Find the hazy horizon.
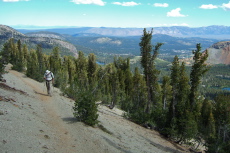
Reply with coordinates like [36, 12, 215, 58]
[4, 24, 230, 30]
[1, 0, 230, 28]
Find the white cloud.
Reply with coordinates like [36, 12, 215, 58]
[199, 4, 218, 9]
[199, 2, 230, 11]
[167, 8, 187, 17]
[112, 1, 140, 6]
[222, 1, 230, 11]
[3, 0, 19, 1]
[3, 0, 29, 2]
[71, 0, 106, 6]
[154, 3, 168, 7]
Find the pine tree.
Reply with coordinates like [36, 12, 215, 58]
[72, 53, 99, 126]
[126, 67, 148, 124]
[73, 85, 99, 126]
[49, 47, 61, 74]
[63, 56, 75, 83]
[175, 62, 191, 142]
[109, 63, 120, 109]
[114, 56, 126, 91]
[17, 39, 24, 71]
[189, 44, 209, 110]
[65, 51, 88, 99]
[36, 44, 45, 81]
[113, 57, 132, 110]
[97, 65, 112, 104]
[161, 76, 172, 110]
[182, 110, 198, 141]
[87, 53, 97, 84]
[26, 49, 39, 80]
[122, 58, 133, 111]
[170, 56, 180, 119]
[0, 40, 12, 79]
[124, 58, 133, 96]
[210, 94, 230, 153]
[8, 38, 16, 65]
[22, 44, 28, 68]
[0, 40, 11, 64]
[177, 62, 190, 109]
[75, 51, 88, 87]
[12, 39, 24, 71]
[43, 54, 50, 72]
[165, 56, 181, 137]
[0, 59, 5, 81]
[200, 99, 215, 142]
[139, 28, 163, 114]
[49, 47, 62, 87]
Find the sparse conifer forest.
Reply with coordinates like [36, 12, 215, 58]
[1, 29, 230, 153]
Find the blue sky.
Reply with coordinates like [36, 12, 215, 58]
[1, 0, 230, 28]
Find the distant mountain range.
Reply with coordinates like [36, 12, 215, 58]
[1, 24, 230, 65]
[16, 25, 230, 39]
[21, 30, 222, 56]
[67, 34, 221, 57]
[21, 26, 230, 65]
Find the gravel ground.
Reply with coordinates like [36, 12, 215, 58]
[0, 66, 191, 153]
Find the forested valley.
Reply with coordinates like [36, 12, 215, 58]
[1, 29, 230, 153]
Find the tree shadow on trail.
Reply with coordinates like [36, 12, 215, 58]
[139, 135, 186, 153]
[102, 136, 132, 153]
[62, 117, 79, 124]
[34, 90, 49, 97]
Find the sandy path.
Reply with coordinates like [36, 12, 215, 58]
[0, 67, 192, 153]
[1, 69, 112, 153]
[6, 69, 77, 152]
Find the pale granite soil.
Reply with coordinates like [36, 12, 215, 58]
[0, 65, 191, 153]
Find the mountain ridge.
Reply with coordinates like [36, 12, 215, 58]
[16, 25, 230, 39]
[19, 27, 223, 62]
[0, 25, 78, 57]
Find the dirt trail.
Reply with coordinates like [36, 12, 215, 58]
[8, 69, 77, 152]
[0, 67, 192, 153]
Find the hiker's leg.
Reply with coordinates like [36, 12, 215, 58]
[46, 81, 48, 94]
[46, 81, 50, 95]
[47, 81, 51, 95]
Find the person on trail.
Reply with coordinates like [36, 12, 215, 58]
[44, 70, 54, 96]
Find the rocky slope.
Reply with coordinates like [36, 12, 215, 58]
[0, 25, 78, 57]
[206, 41, 230, 65]
[179, 41, 230, 65]
[0, 24, 26, 40]
[0, 65, 194, 153]
[26, 31, 66, 40]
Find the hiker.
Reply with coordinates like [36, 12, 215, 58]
[44, 70, 54, 96]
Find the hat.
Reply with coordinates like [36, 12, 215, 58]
[46, 70, 50, 73]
